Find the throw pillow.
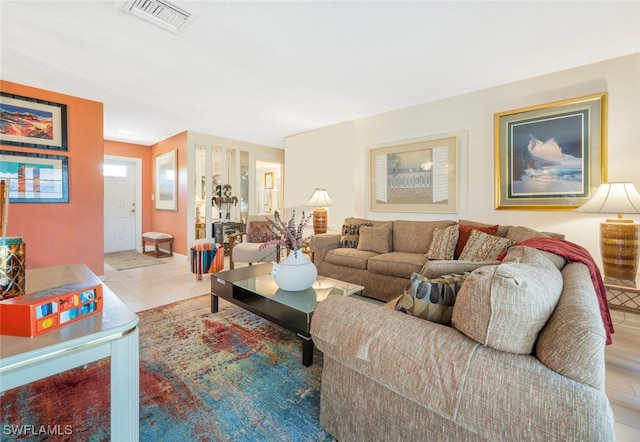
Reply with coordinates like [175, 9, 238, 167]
[451, 246, 563, 354]
[426, 224, 459, 260]
[357, 226, 392, 254]
[395, 272, 470, 325]
[455, 223, 499, 259]
[339, 222, 373, 248]
[506, 225, 564, 243]
[247, 221, 276, 242]
[458, 229, 514, 262]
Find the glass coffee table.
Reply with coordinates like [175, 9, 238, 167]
[211, 263, 363, 366]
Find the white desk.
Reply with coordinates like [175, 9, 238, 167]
[0, 264, 139, 441]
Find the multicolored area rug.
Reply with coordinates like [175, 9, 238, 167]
[1, 295, 334, 441]
[104, 250, 166, 270]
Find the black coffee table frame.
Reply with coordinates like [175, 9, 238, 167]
[210, 263, 362, 366]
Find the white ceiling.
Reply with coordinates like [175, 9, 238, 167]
[1, 1, 639, 148]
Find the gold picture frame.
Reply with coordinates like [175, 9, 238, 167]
[495, 93, 607, 210]
[264, 172, 274, 190]
[369, 134, 458, 213]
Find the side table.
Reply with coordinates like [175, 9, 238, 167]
[605, 278, 640, 314]
[0, 264, 139, 440]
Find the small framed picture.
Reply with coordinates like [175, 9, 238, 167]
[0, 92, 68, 151]
[155, 150, 177, 211]
[264, 172, 274, 189]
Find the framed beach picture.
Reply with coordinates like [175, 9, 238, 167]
[495, 93, 607, 210]
[0, 150, 69, 203]
[0, 92, 68, 151]
[369, 134, 458, 213]
[155, 150, 177, 211]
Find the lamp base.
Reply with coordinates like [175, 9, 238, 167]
[601, 218, 639, 287]
[313, 208, 328, 235]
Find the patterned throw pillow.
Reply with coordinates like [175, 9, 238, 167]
[426, 224, 459, 260]
[458, 229, 514, 262]
[339, 222, 373, 248]
[247, 221, 276, 243]
[395, 272, 470, 325]
[455, 223, 499, 259]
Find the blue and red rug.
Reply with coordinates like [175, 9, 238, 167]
[1, 295, 334, 441]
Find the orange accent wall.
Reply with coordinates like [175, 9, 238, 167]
[104, 140, 153, 235]
[1, 80, 105, 275]
[150, 132, 188, 255]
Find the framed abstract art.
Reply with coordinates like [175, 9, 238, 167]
[0, 92, 68, 151]
[0, 150, 69, 203]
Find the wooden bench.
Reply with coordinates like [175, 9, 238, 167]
[141, 232, 173, 257]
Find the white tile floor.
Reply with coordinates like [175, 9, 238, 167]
[102, 253, 215, 313]
[103, 253, 640, 440]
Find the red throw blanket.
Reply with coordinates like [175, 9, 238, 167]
[502, 237, 614, 345]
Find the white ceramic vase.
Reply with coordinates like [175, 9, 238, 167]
[271, 250, 317, 291]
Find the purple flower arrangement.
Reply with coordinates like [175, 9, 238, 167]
[258, 210, 312, 256]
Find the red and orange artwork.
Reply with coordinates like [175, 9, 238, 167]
[0, 103, 54, 140]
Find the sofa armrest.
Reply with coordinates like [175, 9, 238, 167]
[420, 260, 499, 278]
[311, 296, 478, 420]
[309, 233, 341, 264]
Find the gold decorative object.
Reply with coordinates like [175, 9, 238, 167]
[307, 188, 333, 235]
[0, 237, 26, 300]
[576, 182, 640, 287]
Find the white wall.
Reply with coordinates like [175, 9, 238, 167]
[284, 121, 356, 224]
[284, 53, 640, 268]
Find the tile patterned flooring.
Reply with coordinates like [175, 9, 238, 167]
[103, 253, 640, 440]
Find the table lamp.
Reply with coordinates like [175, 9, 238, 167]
[307, 188, 333, 234]
[576, 182, 640, 287]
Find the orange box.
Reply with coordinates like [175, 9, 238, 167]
[0, 282, 103, 336]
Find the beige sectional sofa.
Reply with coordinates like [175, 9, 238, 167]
[310, 246, 615, 441]
[309, 217, 560, 302]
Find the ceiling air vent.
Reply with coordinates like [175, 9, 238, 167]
[124, 0, 193, 33]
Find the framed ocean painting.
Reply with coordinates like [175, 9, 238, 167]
[494, 93, 607, 210]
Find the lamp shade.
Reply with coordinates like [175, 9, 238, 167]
[577, 182, 640, 287]
[576, 182, 640, 215]
[307, 188, 333, 207]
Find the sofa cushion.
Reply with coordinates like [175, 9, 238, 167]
[420, 259, 500, 278]
[367, 252, 427, 279]
[357, 226, 392, 254]
[506, 225, 564, 243]
[325, 248, 378, 270]
[451, 246, 563, 354]
[247, 221, 276, 242]
[339, 221, 373, 248]
[396, 272, 470, 324]
[458, 230, 514, 261]
[455, 222, 499, 259]
[392, 220, 456, 254]
[426, 224, 459, 260]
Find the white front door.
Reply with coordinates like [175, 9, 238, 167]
[104, 158, 137, 253]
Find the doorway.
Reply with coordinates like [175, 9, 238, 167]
[104, 156, 142, 253]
